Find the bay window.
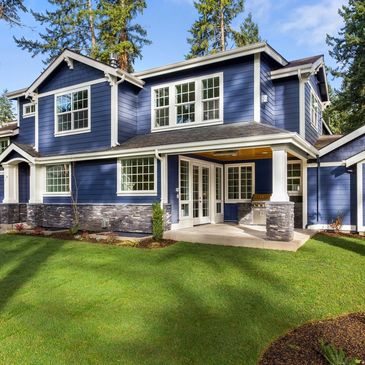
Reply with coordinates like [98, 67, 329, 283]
[225, 163, 255, 202]
[55, 87, 89, 135]
[118, 157, 156, 195]
[152, 73, 223, 130]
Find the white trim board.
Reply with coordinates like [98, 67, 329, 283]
[307, 224, 357, 231]
[356, 163, 364, 232]
[319, 125, 365, 157]
[253, 53, 260, 122]
[307, 162, 345, 168]
[346, 151, 365, 167]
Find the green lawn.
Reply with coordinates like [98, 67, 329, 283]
[0, 234, 364, 365]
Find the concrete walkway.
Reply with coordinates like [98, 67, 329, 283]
[164, 223, 317, 251]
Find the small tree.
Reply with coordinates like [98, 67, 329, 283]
[152, 202, 164, 241]
[0, 90, 15, 125]
[69, 162, 80, 234]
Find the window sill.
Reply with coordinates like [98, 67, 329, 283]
[225, 199, 251, 204]
[117, 191, 157, 197]
[54, 127, 91, 137]
[151, 120, 223, 133]
[43, 193, 71, 197]
[23, 114, 35, 119]
[288, 192, 302, 196]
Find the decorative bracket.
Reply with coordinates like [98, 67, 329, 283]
[104, 72, 117, 86]
[25, 91, 37, 102]
[64, 56, 74, 70]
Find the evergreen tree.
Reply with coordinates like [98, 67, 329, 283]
[325, 0, 365, 133]
[0, 90, 15, 125]
[0, 0, 26, 26]
[233, 12, 261, 47]
[14, 0, 97, 64]
[186, 0, 244, 59]
[96, 0, 151, 72]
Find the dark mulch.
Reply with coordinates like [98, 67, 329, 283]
[321, 231, 365, 240]
[259, 313, 365, 365]
[138, 238, 176, 249]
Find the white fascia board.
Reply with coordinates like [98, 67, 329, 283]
[319, 125, 365, 156]
[346, 151, 365, 167]
[0, 128, 19, 137]
[307, 161, 345, 168]
[133, 43, 288, 79]
[25, 50, 144, 98]
[0, 144, 36, 164]
[270, 65, 313, 80]
[35, 132, 317, 164]
[5, 88, 28, 99]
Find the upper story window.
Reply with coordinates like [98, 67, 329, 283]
[310, 90, 320, 131]
[45, 164, 71, 195]
[55, 87, 90, 136]
[287, 161, 302, 195]
[152, 73, 223, 131]
[0, 138, 10, 154]
[118, 157, 157, 196]
[225, 163, 255, 203]
[23, 103, 35, 118]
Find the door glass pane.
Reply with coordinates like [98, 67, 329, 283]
[216, 167, 222, 214]
[202, 167, 209, 217]
[180, 161, 190, 217]
[193, 165, 199, 218]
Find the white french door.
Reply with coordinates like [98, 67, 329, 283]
[192, 163, 210, 225]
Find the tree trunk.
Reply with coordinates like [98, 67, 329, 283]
[220, 0, 225, 52]
[88, 0, 97, 57]
[119, 27, 129, 71]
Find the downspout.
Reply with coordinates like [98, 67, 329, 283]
[154, 149, 164, 209]
[316, 155, 320, 223]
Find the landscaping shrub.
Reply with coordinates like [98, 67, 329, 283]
[319, 340, 361, 365]
[15, 223, 25, 232]
[152, 202, 164, 241]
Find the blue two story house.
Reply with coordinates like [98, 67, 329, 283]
[1, 43, 364, 241]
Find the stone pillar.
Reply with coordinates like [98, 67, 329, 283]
[267, 146, 294, 241]
[3, 164, 18, 203]
[266, 202, 294, 241]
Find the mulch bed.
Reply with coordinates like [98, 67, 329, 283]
[259, 313, 365, 365]
[138, 238, 176, 249]
[320, 231, 365, 240]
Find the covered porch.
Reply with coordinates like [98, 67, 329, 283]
[164, 223, 316, 251]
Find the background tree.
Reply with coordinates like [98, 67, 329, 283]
[0, 90, 15, 125]
[0, 0, 26, 25]
[96, 0, 151, 72]
[325, 0, 365, 133]
[186, 0, 244, 59]
[233, 12, 261, 47]
[14, 0, 97, 64]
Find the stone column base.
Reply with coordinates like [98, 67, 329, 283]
[266, 202, 294, 242]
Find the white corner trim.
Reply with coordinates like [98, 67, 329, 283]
[345, 151, 365, 167]
[253, 53, 261, 123]
[320, 125, 365, 157]
[357, 162, 364, 233]
[298, 72, 306, 139]
[111, 82, 118, 147]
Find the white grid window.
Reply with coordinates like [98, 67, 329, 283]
[180, 160, 190, 217]
[154, 87, 169, 127]
[23, 103, 35, 117]
[202, 77, 220, 121]
[288, 162, 302, 194]
[176, 82, 195, 124]
[56, 88, 89, 133]
[0, 138, 10, 153]
[46, 164, 70, 193]
[226, 164, 254, 202]
[120, 157, 155, 193]
[310, 91, 319, 130]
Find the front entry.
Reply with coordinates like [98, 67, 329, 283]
[193, 163, 210, 225]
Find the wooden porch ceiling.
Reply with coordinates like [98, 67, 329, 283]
[194, 147, 295, 161]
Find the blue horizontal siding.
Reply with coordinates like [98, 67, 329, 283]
[137, 56, 254, 134]
[38, 60, 104, 94]
[118, 82, 138, 143]
[260, 54, 276, 126]
[18, 162, 30, 203]
[38, 82, 111, 155]
[0, 175, 4, 202]
[13, 97, 35, 145]
[274, 77, 299, 132]
[44, 158, 161, 204]
[321, 135, 365, 162]
[307, 166, 357, 226]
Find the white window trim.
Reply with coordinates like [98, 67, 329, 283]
[225, 163, 255, 203]
[43, 163, 72, 196]
[151, 72, 224, 132]
[287, 160, 302, 196]
[23, 102, 36, 118]
[54, 85, 91, 137]
[117, 156, 158, 196]
[309, 86, 321, 132]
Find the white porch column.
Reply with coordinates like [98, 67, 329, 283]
[271, 147, 289, 202]
[29, 164, 44, 204]
[357, 162, 364, 233]
[3, 164, 19, 203]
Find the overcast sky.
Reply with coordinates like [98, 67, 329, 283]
[0, 0, 347, 92]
